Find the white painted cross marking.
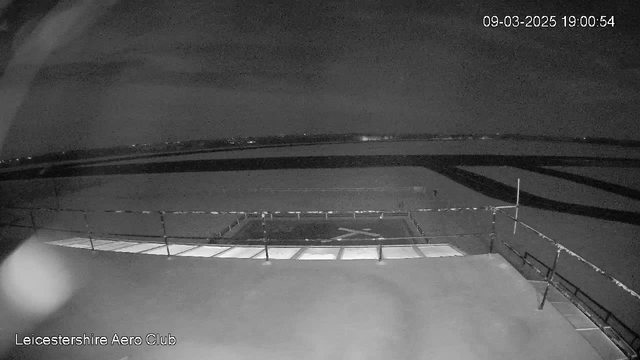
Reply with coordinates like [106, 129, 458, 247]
[332, 227, 381, 240]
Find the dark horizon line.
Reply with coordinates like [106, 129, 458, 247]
[2, 132, 639, 171]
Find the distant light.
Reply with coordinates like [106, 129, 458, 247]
[247, 140, 256, 144]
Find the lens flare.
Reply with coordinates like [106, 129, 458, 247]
[0, 239, 76, 318]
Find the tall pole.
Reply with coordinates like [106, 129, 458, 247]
[262, 212, 270, 264]
[159, 211, 170, 257]
[513, 178, 520, 234]
[490, 208, 497, 253]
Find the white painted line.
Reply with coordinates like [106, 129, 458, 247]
[298, 247, 340, 260]
[94, 241, 138, 251]
[65, 239, 113, 249]
[253, 247, 301, 260]
[382, 246, 421, 259]
[341, 247, 378, 260]
[112, 243, 164, 253]
[176, 246, 230, 257]
[46, 237, 88, 246]
[216, 247, 263, 259]
[332, 227, 381, 240]
[417, 245, 464, 258]
[143, 244, 197, 255]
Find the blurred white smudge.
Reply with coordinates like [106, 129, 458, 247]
[0, 239, 77, 318]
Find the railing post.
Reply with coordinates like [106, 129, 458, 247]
[262, 212, 270, 264]
[29, 209, 37, 231]
[489, 208, 497, 253]
[83, 211, 95, 251]
[29, 209, 38, 239]
[520, 252, 528, 272]
[539, 248, 562, 310]
[159, 211, 170, 257]
[513, 178, 520, 234]
[377, 240, 384, 264]
[52, 178, 60, 210]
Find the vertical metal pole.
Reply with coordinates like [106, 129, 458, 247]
[513, 178, 520, 234]
[539, 248, 561, 310]
[159, 211, 170, 257]
[29, 209, 38, 239]
[262, 213, 270, 263]
[83, 211, 95, 251]
[489, 208, 497, 253]
[29, 209, 36, 229]
[52, 178, 60, 210]
[378, 241, 383, 262]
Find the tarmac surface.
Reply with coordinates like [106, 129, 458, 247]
[2, 247, 605, 360]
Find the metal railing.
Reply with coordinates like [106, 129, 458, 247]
[524, 251, 640, 352]
[1, 203, 638, 356]
[490, 207, 640, 356]
[1, 205, 490, 248]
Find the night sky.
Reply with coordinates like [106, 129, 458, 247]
[1, 0, 639, 158]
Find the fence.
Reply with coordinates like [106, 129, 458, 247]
[0, 205, 490, 246]
[0, 202, 638, 357]
[490, 207, 640, 357]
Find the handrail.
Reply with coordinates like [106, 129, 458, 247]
[0, 205, 488, 247]
[525, 252, 640, 347]
[3, 205, 490, 215]
[2, 203, 637, 355]
[493, 207, 640, 303]
[492, 207, 640, 356]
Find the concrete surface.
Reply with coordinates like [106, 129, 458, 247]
[3, 247, 605, 360]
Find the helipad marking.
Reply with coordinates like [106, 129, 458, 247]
[46, 238, 89, 246]
[144, 244, 197, 255]
[417, 245, 464, 258]
[112, 243, 164, 253]
[65, 239, 113, 249]
[215, 246, 263, 259]
[94, 241, 138, 251]
[298, 247, 340, 260]
[176, 246, 229, 257]
[332, 227, 381, 240]
[253, 247, 301, 260]
[341, 247, 378, 260]
[382, 246, 421, 259]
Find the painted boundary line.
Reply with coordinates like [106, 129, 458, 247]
[45, 238, 464, 260]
